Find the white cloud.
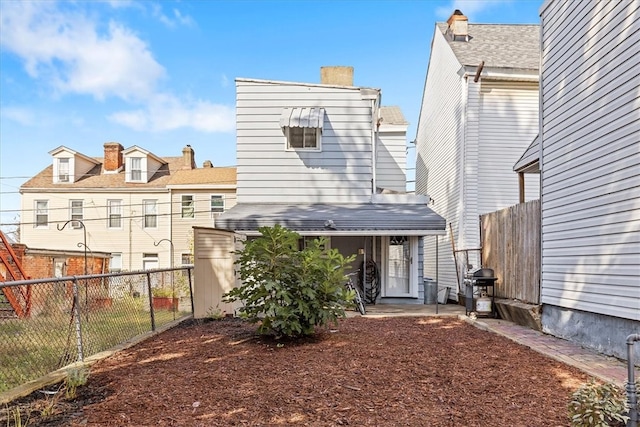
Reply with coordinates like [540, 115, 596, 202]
[0, 1, 165, 101]
[0, 1, 229, 135]
[435, 0, 512, 20]
[108, 94, 235, 133]
[220, 74, 230, 88]
[152, 4, 195, 29]
[1, 107, 36, 126]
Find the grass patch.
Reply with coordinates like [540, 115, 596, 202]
[0, 296, 188, 393]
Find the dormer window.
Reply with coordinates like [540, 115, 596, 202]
[280, 107, 325, 151]
[123, 146, 166, 183]
[130, 157, 143, 181]
[49, 146, 99, 184]
[58, 158, 70, 182]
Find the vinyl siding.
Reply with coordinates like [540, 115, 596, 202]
[21, 190, 170, 272]
[478, 80, 540, 214]
[417, 26, 542, 294]
[170, 189, 237, 266]
[376, 129, 407, 192]
[20, 188, 237, 272]
[236, 80, 375, 203]
[415, 26, 465, 292]
[462, 79, 482, 270]
[540, 0, 640, 320]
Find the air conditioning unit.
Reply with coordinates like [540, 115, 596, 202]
[70, 220, 83, 229]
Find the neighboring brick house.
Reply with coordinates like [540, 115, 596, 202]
[0, 244, 110, 279]
[0, 243, 110, 317]
[19, 144, 237, 275]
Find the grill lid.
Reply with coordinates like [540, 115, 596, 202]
[471, 268, 495, 278]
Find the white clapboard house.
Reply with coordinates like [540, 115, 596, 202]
[415, 11, 540, 298]
[213, 67, 446, 306]
[515, 0, 639, 361]
[20, 143, 236, 276]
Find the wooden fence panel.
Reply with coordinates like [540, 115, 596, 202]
[480, 200, 540, 304]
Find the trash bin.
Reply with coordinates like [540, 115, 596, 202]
[423, 278, 438, 304]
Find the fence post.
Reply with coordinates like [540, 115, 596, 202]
[72, 277, 84, 362]
[187, 268, 194, 314]
[146, 272, 156, 331]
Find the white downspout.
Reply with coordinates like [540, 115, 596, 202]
[168, 188, 173, 269]
[371, 97, 378, 195]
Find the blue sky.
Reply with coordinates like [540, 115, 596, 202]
[0, 0, 543, 232]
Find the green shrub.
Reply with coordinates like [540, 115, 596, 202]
[568, 378, 629, 427]
[151, 287, 174, 298]
[65, 366, 89, 399]
[223, 225, 355, 338]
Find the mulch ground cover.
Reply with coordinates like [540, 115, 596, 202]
[3, 316, 590, 426]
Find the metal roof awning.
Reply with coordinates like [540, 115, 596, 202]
[514, 134, 540, 173]
[279, 107, 325, 128]
[215, 203, 446, 236]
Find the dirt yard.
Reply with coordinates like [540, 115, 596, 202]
[4, 316, 591, 426]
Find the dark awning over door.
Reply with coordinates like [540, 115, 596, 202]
[216, 203, 446, 236]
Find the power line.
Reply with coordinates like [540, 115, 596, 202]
[0, 167, 238, 181]
[0, 195, 236, 214]
[0, 207, 226, 227]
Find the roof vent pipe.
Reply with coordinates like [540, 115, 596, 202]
[474, 61, 485, 83]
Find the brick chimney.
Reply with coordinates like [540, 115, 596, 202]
[447, 10, 469, 41]
[203, 160, 213, 168]
[182, 145, 196, 170]
[320, 66, 354, 86]
[103, 142, 124, 172]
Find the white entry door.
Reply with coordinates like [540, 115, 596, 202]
[382, 236, 418, 298]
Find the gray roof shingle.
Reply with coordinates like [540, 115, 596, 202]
[437, 22, 540, 71]
[379, 106, 408, 125]
[216, 203, 445, 235]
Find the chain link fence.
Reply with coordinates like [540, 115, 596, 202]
[0, 267, 193, 394]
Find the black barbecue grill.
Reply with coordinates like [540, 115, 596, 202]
[464, 267, 497, 317]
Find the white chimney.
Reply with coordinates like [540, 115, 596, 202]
[447, 10, 469, 41]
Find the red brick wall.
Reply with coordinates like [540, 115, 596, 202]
[0, 245, 109, 280]
[103, 142, 124, 171]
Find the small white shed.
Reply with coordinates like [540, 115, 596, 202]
[192, 227, 243, 318]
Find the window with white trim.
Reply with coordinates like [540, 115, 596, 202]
[35, 200, 49, 228]
[210, 195, 224, 217]
[285, 127, 320, 149]
[58, 158, 70, 182]
[110, 253, 122, 272]
[181, 195, 194, 218]
[130, 157, 143, 181]
[107, 200, 122, 228]
[181, 253, 194, 265]
[280, 107, 324, 151]
[70, 200, 83, 222]
[143, 200, 157, 228]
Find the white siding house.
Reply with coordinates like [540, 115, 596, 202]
[537, 0, 640, 361]
[215, 68, 445, 306]
[20, 143, 236, 273]
[415, 11, 540, 298]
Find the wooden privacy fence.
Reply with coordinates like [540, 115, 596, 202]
[480, 199, 540, 304]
